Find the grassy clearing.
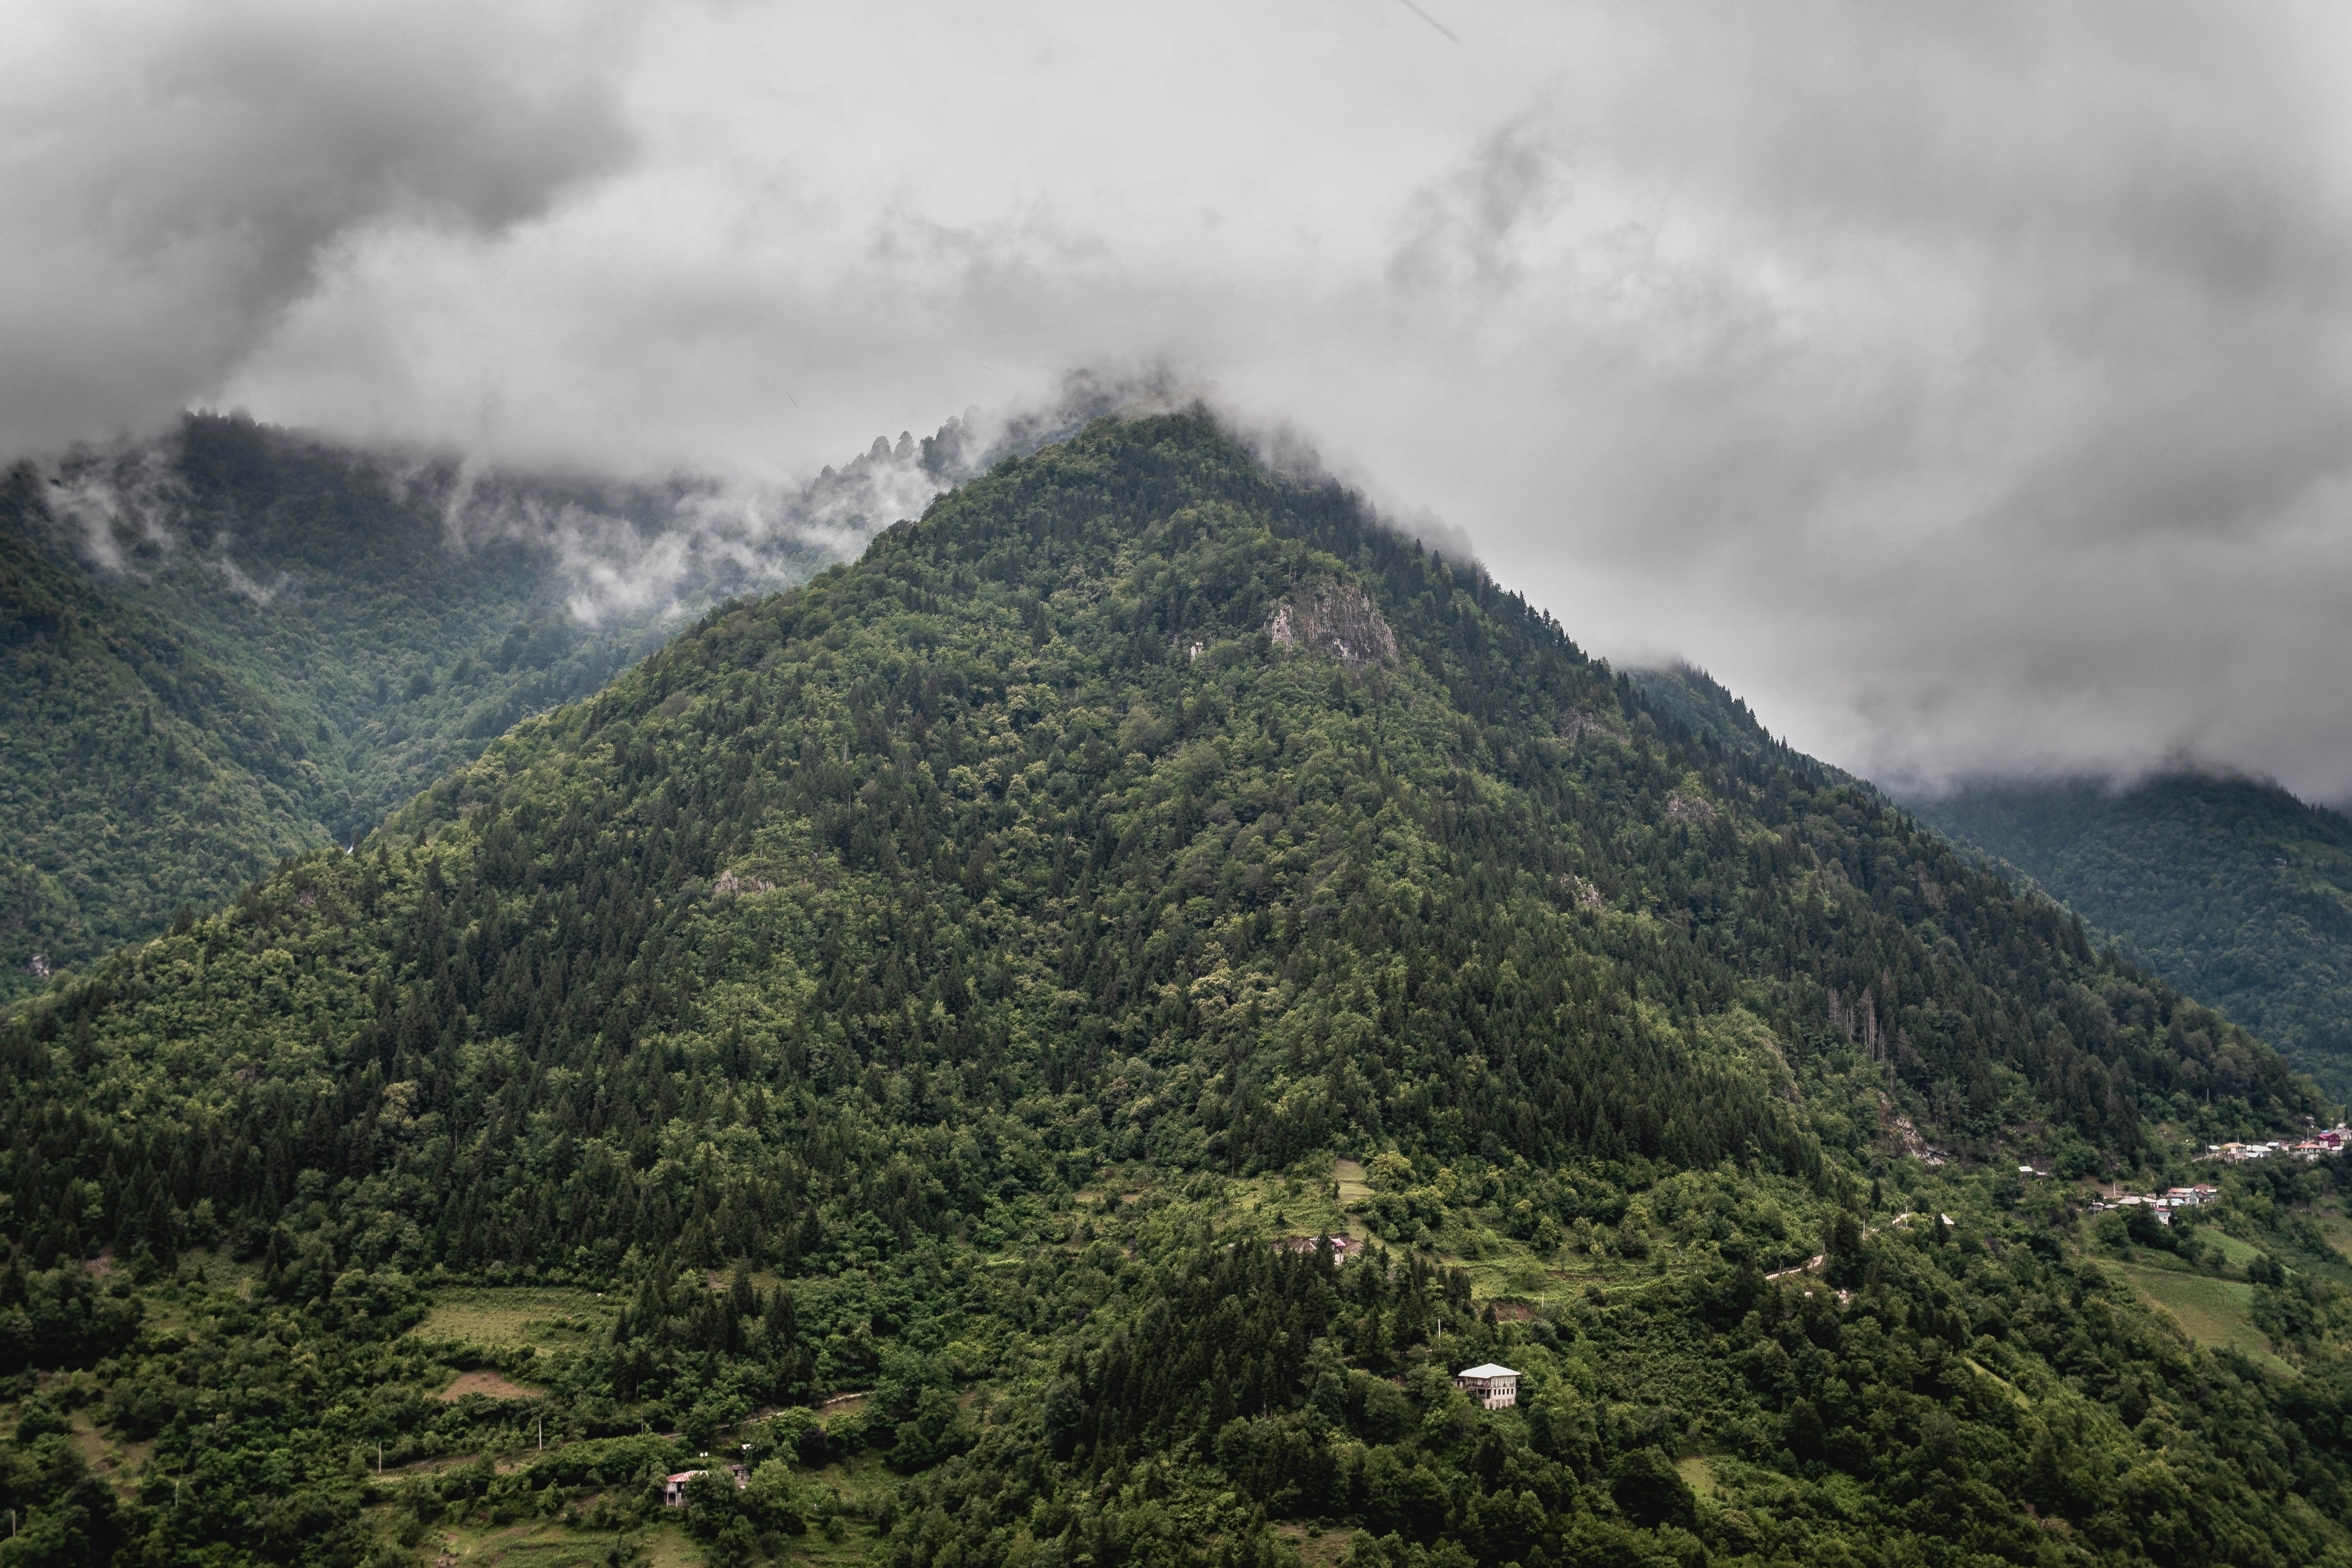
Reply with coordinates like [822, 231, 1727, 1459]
[358, 1484, 752, 1568]
[2205, 1231, 2268, 1273]
[2311, 1201, 2352, 1264]
[1065, 1160, 1725, 1324]
[804, 1448, 893, 1509]
[1333, 1159, 1372, 1207]
[443, 1524, 608, 1567]
[135, 1250, 260, 1335]
[1428, 1225, 1675, 1310]
[2111, 1237, 2198, 1274]
[174, 1248, 262, 1295]
[2113, 1263, 2293, 1375]
[418, 1286, 618, 1348]
[420, 1519, 699, 1567]
[375, 1451, 492, 1480]
[1274, 1522, 1353, 1568]
[1224, 1171, 1361, 1247]
[774, 1450, 894, 1567]
[441, 1369, 548, 1402]
[1675, 1455, 1722, 1498]
[64, 1409, 145, 1499]
[2115, 1233, 2266, 1280]
[780, 1523, 880, 1568]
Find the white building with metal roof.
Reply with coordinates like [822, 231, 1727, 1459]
[1454, 1363, 1521, 1409]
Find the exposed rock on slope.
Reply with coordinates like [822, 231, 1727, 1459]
[1266, 581, 1397, 667]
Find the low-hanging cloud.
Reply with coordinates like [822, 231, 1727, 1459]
[10, 0, 2352, 801]
[35, 369, 1171, 640]
[401, 366, 1179, 623]
[0, 0, 632, 455]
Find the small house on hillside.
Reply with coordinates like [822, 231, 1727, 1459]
[664, 1467, 750, 1507]
[1454, 1363, 1521, 1410]
[1276, 1234, 1363, 1261]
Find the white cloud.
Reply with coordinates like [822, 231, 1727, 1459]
[11, 0, 2352, 798]
[0, 0, 632, 452]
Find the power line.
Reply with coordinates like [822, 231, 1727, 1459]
[1392, 0, 1460, 43]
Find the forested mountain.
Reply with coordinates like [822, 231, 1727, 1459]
[4, 414, 2349, 1568]
[0, 413, 934, 1004]
[1914, 776, 2352, 1100]
[1628, 667, 2352, 1104]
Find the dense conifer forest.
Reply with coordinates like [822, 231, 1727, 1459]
[3, 414, 2349, 1568]
[1629, 666, 2352, 1101]
[1915, 777, 2352, 1100]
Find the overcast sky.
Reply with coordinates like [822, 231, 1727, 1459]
[9, 0, 2352, 801]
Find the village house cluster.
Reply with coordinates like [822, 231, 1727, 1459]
[2085, 1184, 2216, 1225]
[2065, 1126, 2349, 1226]
[2203, 1126, 2348, 1164]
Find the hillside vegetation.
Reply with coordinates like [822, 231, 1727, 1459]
[0, 415, 833, 1002]
[1914, 777, 2352, 1100]
[1626, 667, 2352, 1105]
[3, 415, 2348, 1568]
[1623, 664, 1855, 794]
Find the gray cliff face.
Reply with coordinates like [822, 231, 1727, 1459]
[1266, 581, 1397, 668]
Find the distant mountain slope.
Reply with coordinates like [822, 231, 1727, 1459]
[1912, 775, 2352, 1100]
[1, 503, 350, 993]
[0, 412, 913, 1000]
[1626, 667, 2352, 1105]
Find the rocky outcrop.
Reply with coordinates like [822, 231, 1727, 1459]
[1559, 708, 1625, 742]
[1664, 792, 1716, 824]
[1266, 582, 1397, 668]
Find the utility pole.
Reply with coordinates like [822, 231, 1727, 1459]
[377, 1442, 383, 1474]
[537, 1417, 543, 1452]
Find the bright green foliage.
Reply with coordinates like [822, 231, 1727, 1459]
[1, 413, 2346, 1567]
[1914, 775, 2352, 1100]
[0, 413, 717, 1002]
